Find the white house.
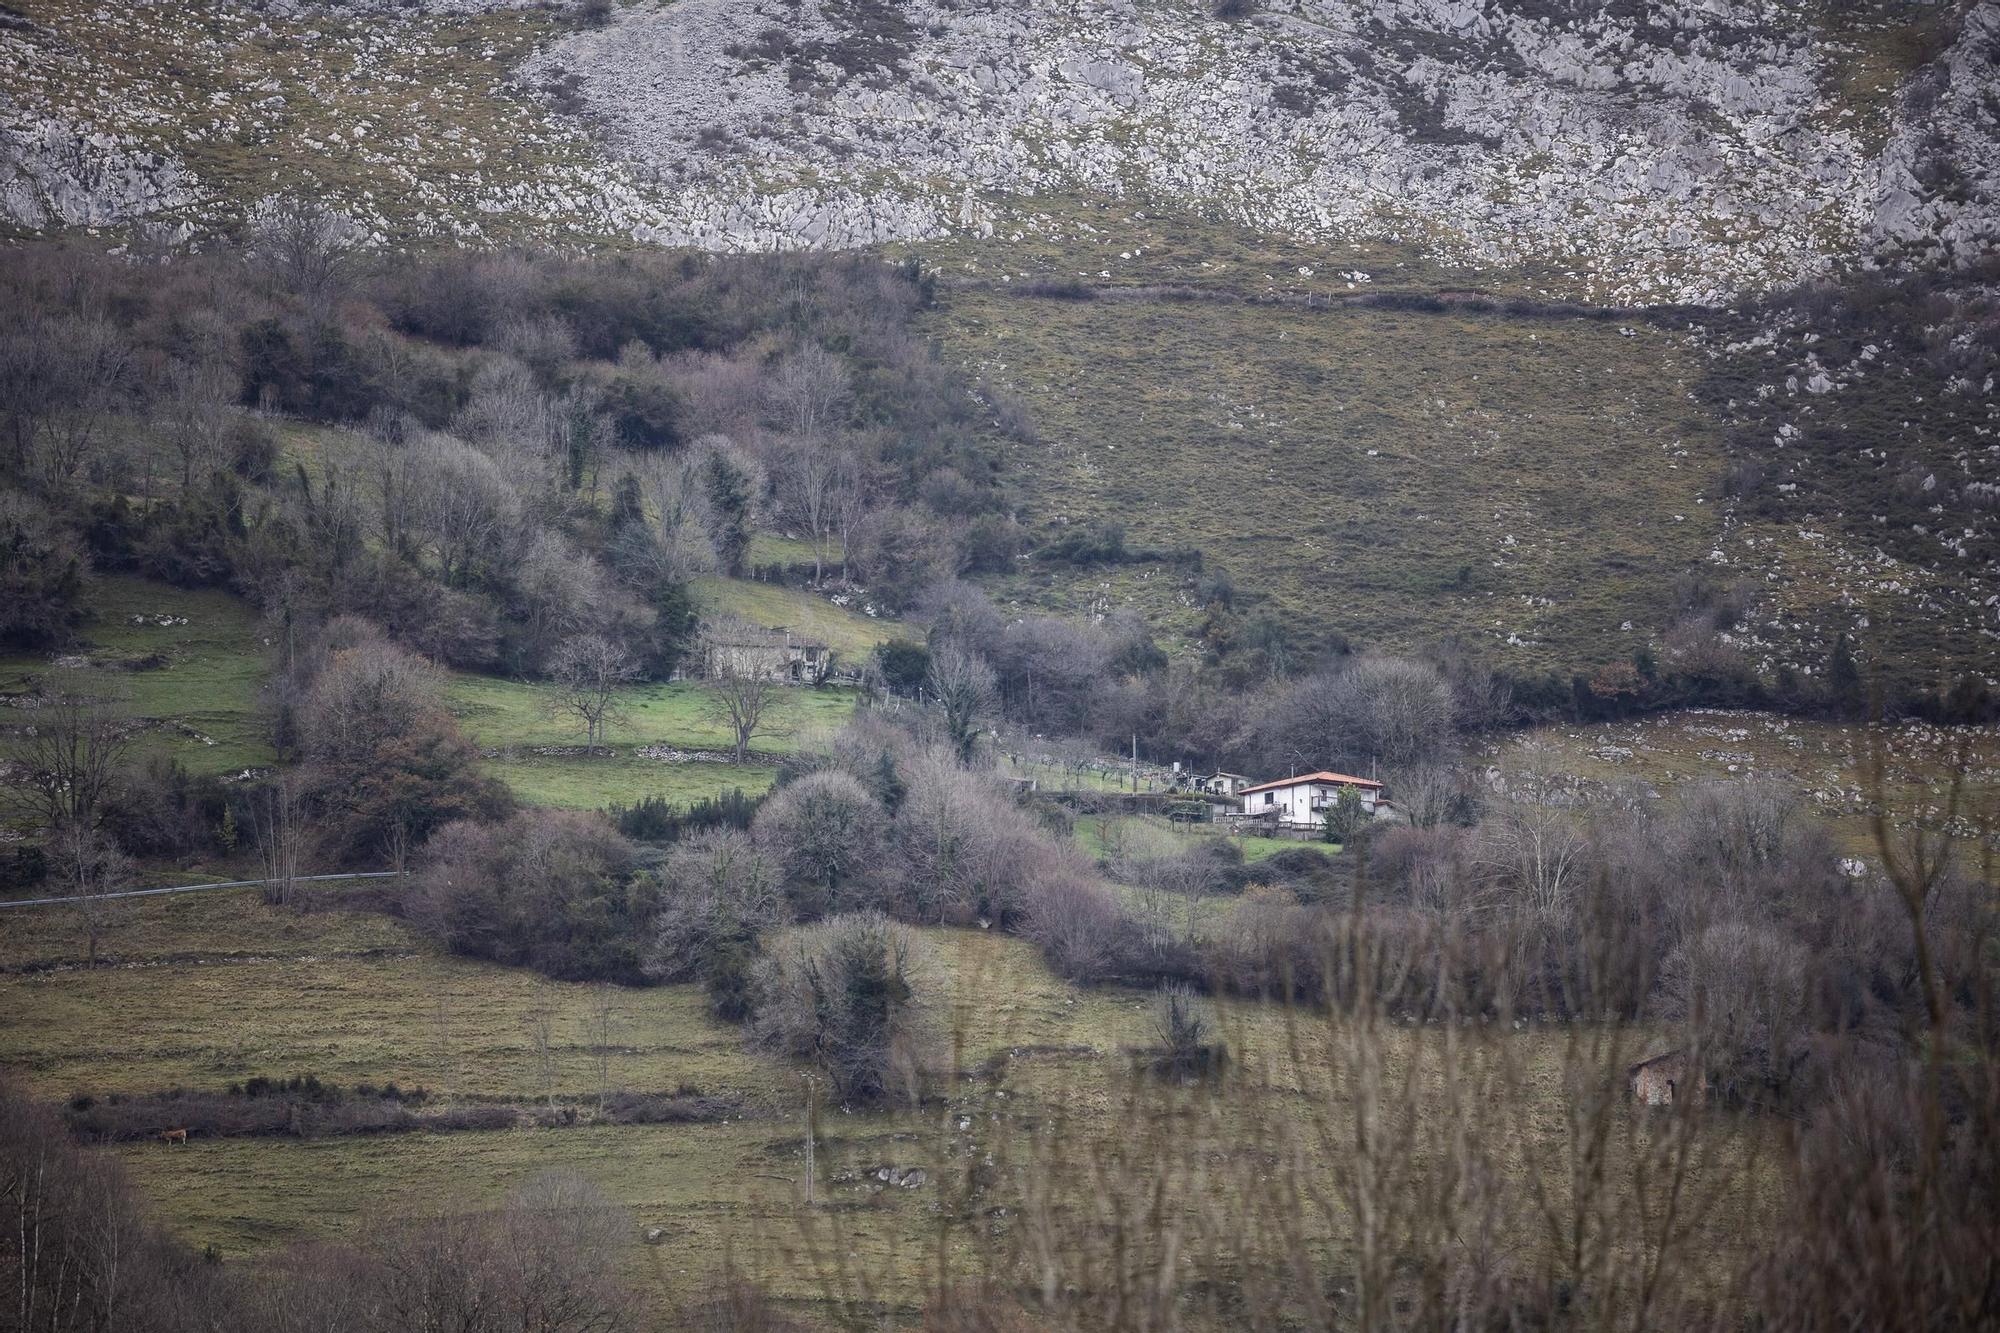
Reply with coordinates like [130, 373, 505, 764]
[1238, 772, 1383, 830]
[1201, 772, 1252, 798]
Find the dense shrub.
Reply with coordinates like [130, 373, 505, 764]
[296, 628, 513, 863]
[0, 488, 89, 647]
[752, 912, 936, 1104]
[62, 1083, 519, 1143]
[643, 829, 786, 1019]
[1021, 864, 1126, 982]
[410, 809, 650, 982]
[607, 788, 760, 843]
[753, 770, 888, 916]
[1142, 983, 1227, 1079]
[99, 756, 229, 860]
[873, 638, 931, 695]
[889, 755, 1081, 926]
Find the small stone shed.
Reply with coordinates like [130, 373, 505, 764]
[1628, 1049, 1708, 1107]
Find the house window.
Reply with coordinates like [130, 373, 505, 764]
[1263, 792, 1274, 806]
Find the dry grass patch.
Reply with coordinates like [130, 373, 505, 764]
[940, 288, 1722, 670]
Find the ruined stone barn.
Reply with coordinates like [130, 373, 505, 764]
[1628, 1049, 1708, 1107]
[702, 628, 832, 685]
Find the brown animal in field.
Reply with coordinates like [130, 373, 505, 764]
[159, 1127, 189, 1145]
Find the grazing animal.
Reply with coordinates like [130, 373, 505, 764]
[159, 1127, 189, 1145]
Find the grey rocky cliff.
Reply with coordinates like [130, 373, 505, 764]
[0, 106, 203, 230]
[1, 0, 1992, 307]
[1867, 0, 2000, 265]
[524, 0, 2000, 303]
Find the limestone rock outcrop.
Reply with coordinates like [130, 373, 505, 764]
[524, 0, 2000, 303]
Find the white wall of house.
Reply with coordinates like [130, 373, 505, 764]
[1240, 779, 1379, 828]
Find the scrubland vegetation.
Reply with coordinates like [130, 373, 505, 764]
[0, 225, 1994, 1331]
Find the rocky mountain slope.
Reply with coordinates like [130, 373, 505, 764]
[4, 0, 1996, 305]
[530, 0, 1999, 303]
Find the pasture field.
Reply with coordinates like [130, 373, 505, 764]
[0, 575, 275, 777]
[1071, 811, 1309, 867]
[0, 573, 871, 816]
[939, 287, 1724, 669]
[691, 577, 911, 663]
[746, 532, 841, 569]
[446, 675, 861, 755]
[993, 751, 1142, 794]
[1486, 711, 2000, 856]
[472, 755, 778, 812]
[446, 674, 864, 809]
[0, 888, 1781, 1323]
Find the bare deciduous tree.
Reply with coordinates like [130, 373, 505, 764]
[1272, 654, 1457, 774]
[546, 634, 638, 752]
[1479, 798, 1588, 923]
[250, 774, 306, 905]
[587, 984, 618, 1115]
[48, 820, 130, 968]
[752, 770, 886, 913]
[1153, 850, 1219, 943]
[775, 441, 854, 584]
[702, 632, 786, 764]
[403, 432, 523, 587]
[252, 198, 358, 321]
[638, 452, 722, 580]
[159, 355, 237, 492]
[299, 635, 444, 768]
[517, 534, 615, 668]
[21, 317, 135, 488]
[925, 639, 997, 764]
[529, 994, 559, 1113]
[763, 342, 852, 437]
[1390, 761, 1476, 830]
[454, 357, 569, 494]
[7, 684, 130, 836]
[366, 1171, 636, 1333]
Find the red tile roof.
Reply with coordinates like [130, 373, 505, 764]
[1238, 771, 1383, 795]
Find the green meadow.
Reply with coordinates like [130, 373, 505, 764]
[0, 888, 1776, 1323]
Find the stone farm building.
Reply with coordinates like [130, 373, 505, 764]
[1237, 772, 1383, 832]
[1628, 1049, 1707, 1107]
[702, 629, 832, 685]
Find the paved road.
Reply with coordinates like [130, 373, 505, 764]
[0, 871, 403, 911]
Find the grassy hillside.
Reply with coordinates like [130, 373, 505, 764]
[1072, 812, 1304, 866]
[0, 574, 869, 820]
[0, 575, 275, 776]
[447, 672, 862, 810]
[0, 888, 1778, 1322]
[1483, 711, 2000, 857]
[691, 576, 909, 663]
[944, 288, 1723, 668]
